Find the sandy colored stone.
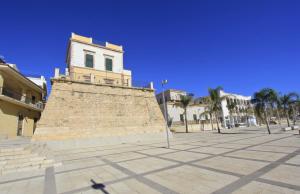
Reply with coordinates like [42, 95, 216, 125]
[33, 79, 165, 142]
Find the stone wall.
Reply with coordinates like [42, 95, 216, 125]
[32, 79, 166, 145]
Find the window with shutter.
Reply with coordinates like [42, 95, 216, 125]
[105, 58, 113, 71]
[85, 54, 94, 68]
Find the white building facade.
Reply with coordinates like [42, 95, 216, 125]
[27, 76, 47, 91]
[156, 89, 206, 125]
[67, 33, 125, 73]
[219, 90, 257, 128]
[27, 75, 47, 101]
[63, 33, 132, 86]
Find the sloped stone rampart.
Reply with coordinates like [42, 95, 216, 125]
[32, 79, 165, 144]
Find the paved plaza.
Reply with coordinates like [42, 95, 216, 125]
[0, 126, 299, 194]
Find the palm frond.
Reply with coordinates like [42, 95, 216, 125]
[179, 95, 192, 108]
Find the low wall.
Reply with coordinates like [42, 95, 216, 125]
[170, 123, 215, 133]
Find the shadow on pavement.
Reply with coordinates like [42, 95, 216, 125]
[91, 179, 109, 194]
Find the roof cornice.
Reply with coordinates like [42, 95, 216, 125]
[0, 63, 43, 92]
[70, 39, 124, 53]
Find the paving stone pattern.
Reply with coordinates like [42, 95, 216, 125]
[0, 126, 299, 194]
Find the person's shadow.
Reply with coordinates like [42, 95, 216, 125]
[91, 179, 109, 194]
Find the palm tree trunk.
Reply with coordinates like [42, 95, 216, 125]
[209, 113, 214, 130]
[267, 108, 272, 125]
[184, 108, 188, 133]
[263, 111, 271, 134]
[276, 109, 281, 125]
[215, 113, 221, 133]
[285, 111, 290, 127]
[229, 113, 233, 128]
[292, 106, 296, 125]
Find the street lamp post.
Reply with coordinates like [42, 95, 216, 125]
[162, 80, 170, 149]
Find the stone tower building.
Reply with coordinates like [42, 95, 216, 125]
[32, 33, 166, 148]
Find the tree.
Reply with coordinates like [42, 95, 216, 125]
[245, 104, 254, 127]
[208, 86, 227, 133]
[296, 101, 300, 120]
[275, 95, 283, 125]
[268, 89, 281, 125]
[279, 92, 299, 127]
[179, 95, 193, 133]
[252, 88, 275, 134]
[200, 99, 215, 131]
[291, 94, 300, 125]
[254, 103, 264, 126]
[227, 100, 237, 128]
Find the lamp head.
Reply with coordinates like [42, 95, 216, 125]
[162, 80, 168, 85]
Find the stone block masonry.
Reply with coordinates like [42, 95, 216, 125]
[32, 79, 166, 148]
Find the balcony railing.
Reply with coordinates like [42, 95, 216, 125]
[67, 72, 153, 89]
[0, 87, 43, 110]
[69, 72, 130, 87]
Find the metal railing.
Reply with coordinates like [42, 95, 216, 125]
[0, 87, 43, 110]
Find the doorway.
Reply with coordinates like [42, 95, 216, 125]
[17, 115, 24, 136]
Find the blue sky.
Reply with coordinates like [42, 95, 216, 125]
[1, 0, 299, 97]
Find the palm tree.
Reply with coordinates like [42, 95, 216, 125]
[200, 99, 215, 131]
[252, 88, 275, 134]
[254, 103, 264, 126]
[291, 93, 300, 125]
[280, 92, 299, 127]
[245, 104, 254, 127]
[227, 101, 237, 128]
[200, 108, 214, 130]
[179, 95, 193, 133]
[268, 89, 281, 125]
[296, 100, 300, 120]
[275, 95, 283, 125]
[208, 86, 227, 133]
